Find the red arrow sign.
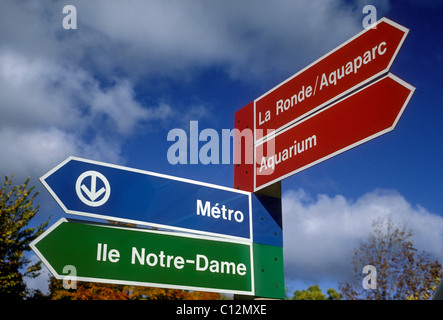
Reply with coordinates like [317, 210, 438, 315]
[255, 18, 409, 142]
[254, 73, 415, 190]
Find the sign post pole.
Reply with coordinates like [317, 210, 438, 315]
[235, 182, 283, 300]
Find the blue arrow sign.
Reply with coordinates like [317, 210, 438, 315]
[41, 157, 252, 241]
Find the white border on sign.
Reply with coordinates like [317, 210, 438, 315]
[253, 17, 410, 146]
[30, 218, 256, 297]
[40, 156, 253, 244]
[254, 73, 416, 191]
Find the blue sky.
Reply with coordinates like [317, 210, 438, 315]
[1, 0, 442, 297]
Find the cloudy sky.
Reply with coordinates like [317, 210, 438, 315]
[1, 0, 442, 297]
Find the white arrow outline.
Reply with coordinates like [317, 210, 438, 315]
[39, 156, 252, 243]
[75, 170, 110, 207]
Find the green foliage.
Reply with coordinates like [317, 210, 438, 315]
[291, 285, 341, 300]
[326, 288, 342, 300]
[0, 175, 50, 299]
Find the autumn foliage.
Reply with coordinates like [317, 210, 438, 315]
[339, 216, 443, 300]
[48, 277, 221, 300]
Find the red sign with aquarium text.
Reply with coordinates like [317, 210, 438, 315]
[254, 74, 415, 190]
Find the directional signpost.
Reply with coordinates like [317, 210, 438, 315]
[234, 18, 415, 192]
[41, 156, 252, 241]
[37, 157, 285, 299]
[31, 219, 284, 298]
[254, 17, 409, 142]
[32, 17, 414, 301]
[255, 73, 415, 189]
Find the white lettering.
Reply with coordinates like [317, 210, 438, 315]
[108, 249, 120, 263]
[329, 70, 337, 86]
[132, 247, 145, 265]
[318, 41, 387, 91]
[362, 265, 377, 289]
[62, 265, 77, 290]
[97, 243, 120, 263]
[276, 99, 283, 115]
[196, 254, 248, 276]
[196, 199, 210, 217]
[267, 156, 275, 171]
[146, 253, 158, 266]
[378, 41, 387, 55]
[132, 248, 187, 270]
[221, 261, 236, 274]
[260, 156, 268, 172]
[130, 248, 248, 276]
[275, 86, 313, 116]
[258, 111, 271, 125]
[167, 122, 255, 165]
[167, 128, 188, 164]
[363, 50, 372, 64]
[196, 254, 208, 271]
[362, 5, 377, 30]
[345, 61, 353, 75]
[259, 134, 317, 173]
[62, 5, 77, 30]
[320, 73, 329, 90]
[196, 200, 244, 223]
[237, 263, 247, 276]
[234, 210, 244, 223]
[199, 128, 219, 164]
[211, 203, 221, 218]
[354, 55, 363, 74]
[174, 256, 185, 269]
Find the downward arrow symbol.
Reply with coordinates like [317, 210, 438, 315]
[81, 174, 106, 201]
[75, 171, 110, 207]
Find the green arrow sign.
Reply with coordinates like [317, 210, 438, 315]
[31, 219, 284, 298]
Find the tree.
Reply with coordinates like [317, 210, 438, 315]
[48, 276, 221, 300]
[291, 285, 341, 300]
[48, 277, 130, 300]
[0, 176, 50, 299]
[125, 285, 221, 300]
[339, 216, 443, 300]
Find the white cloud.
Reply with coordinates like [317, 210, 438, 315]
[282, 188, 443, 285]
[0, 47, 153, 134]
[0, 127, 123, 180]
[0, 43, 214, 178]
[0, 0, 392, 179]
[0, 0, 392, 83]
[0, 48, 150, 177]
[44, 0, 390, 81]
[81, 0, 362, 80]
